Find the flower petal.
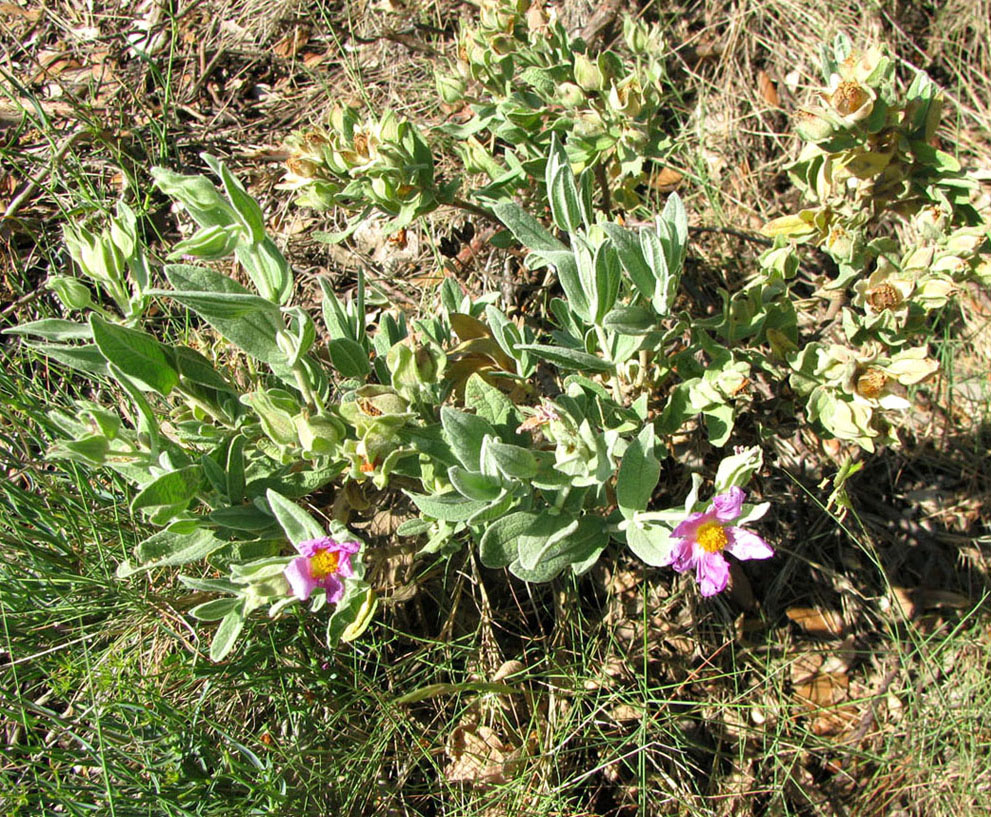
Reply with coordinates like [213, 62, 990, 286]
[336, 552, 355, 579]
[672, 511, 708, 541]
[712, 487, 745, 521]
[323, 574, 345, 604]
[337, 540, 361, 555]
[297, 536, 334, 557]
[725, 527, 774, 561]
[696, 551, 730, 597]
[285, 556, 317, 601]
[666, 537, 696, 572]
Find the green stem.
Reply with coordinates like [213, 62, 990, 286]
[176, 385, 231, 427]
[449, 196, 499, 225]
[292, 364, 322, 412]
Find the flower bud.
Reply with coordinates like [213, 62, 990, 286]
[793, 109, 836, 142]
[558, 81, 586, 108]
[623, 17, 650, 54]
[914, 276, 955, 308]
[294, 411, 346, 457]
[945, 228, 983, 256]
[169, 224, 242, 260]
[608, 77, 642, 117]
[573, 110, 605, 138]
[573, 53, 604, 91]
[435, 71, 466, 105]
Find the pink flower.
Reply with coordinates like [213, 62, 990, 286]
[284, 536, 360, 603]
[665, 487, 773, 597]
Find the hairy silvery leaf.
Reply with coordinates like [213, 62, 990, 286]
[265, 489, 325, 546]
[131, 465, 203, 523]
[237, 238, 293, 305]
[90, 316, 179, 396]
[118, 527, 225, 578]
[616, 424, 661, 519]
[3, 319, 92, 342]
[510, 515, 608, 582]
[548, 159, 583, 232]
[202, 153, 267, 244]
[164, 265, 288, 374]
[151, 167, 236, 229]
[448, 466, 504, 501]
[479, 511, 570, 569]
[602, 223, 654, 302]
[515, 343, 614, 373]
[407, 491, 492, 523]
[441, 407, 497, 471]
[713, 446, 764, 494]
[210, 604, 246, 661]
[626, 521, 675, 567]
[484, 438, 538, 480]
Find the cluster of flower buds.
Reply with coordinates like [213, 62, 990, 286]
[58, 202, 150, 321]
[764, 38, 979, 258]
[789, 341, 939, 449]
[281, 106, 454, 230]
[757, 36, 991, 449]
[445, 0, 670, 207]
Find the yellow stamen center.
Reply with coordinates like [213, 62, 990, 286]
[310, 548, 341, 580]
[696, 521, 729, 553]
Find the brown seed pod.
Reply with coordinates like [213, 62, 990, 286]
[856, 367, 887, 399]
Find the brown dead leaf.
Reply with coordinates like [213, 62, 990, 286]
[1, 2, 40, 21]
[606, 568, 640, 595]
[302, 49, 330, 68]
[794, 671, 848, 708]
[790, 651, 824, 684]
[889, 586, 917, 619]
[649, 167, 683, 192]
[492, 660, 525, 682]
[919, 589, 971, 609]
[272, 26, 311, 59]
[445, 724, 521, 785]
[811, 703, 859, 737]
[757, 69, 780, 107]
[787, 606, 845, 637]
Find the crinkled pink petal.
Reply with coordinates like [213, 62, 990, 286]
[672, 511, 709, 541]
[296, 536, 335, 558]
[712, 487, 745, 522]
[337, 540, 361, 555]
[322, 574, 346, 604]
[285, 556, 317, 601]
[696, 551, 730, 596]
[336, 553, 355, 579]
[666, 537, 696, 572]
[725, 527, 774, 561]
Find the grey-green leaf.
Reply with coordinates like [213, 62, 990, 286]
[515, 343, 614, 373]
[210, 604, 246, 661]
[266, 489, 325, 546]
[615, 427, 661, 519]
[626, 522, 676, 567]
[509, 515, 607, 582]
[441, 407, 497, 471]
[118, 527, 226, 577]
[90, 315, 179, 395]
[328, 338, 371, 378]
[406, 492, 491, 523]
[131, 466, 203, 515]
